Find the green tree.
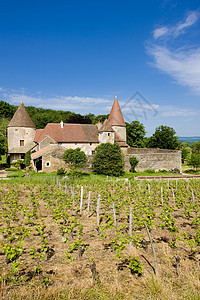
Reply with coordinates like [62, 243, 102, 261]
[63, 148, 87, 170]
[0, 118, 9, 159]
[179, 142, 191, 163]
[25, 151, 31, 167]
[148, 125, 179, 149]
[92, 143, 124, 176]
[129, 156, 139, 172]
[189, 141, 200, 170]
[126, 121, 146, 147]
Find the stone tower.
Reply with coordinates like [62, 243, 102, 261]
[108, 96, 126, 142]
[7, 102, 36, 157]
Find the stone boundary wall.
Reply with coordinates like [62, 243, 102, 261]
[86, 148, 181, 173]
[125, 148, 181, 172]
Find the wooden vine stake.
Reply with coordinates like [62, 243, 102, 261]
[192, 189, 195, 204]
[161, 186, 163, 205]
[65, 181, 67, 193]
[172, 188, 175, 206]
[129, 207, 132, 254]
[80, 186, 83, 211]
[112, 202, 117, 226]
[88, 191, 91, 212]
[97, 195, 100, 226]
[144, 222, 159, 276]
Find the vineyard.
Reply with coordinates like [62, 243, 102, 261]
[0, 175, 200, 299]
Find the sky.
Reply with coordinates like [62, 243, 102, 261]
[0, 0, 200, 137]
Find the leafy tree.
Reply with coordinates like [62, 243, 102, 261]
[148, 125, 179, 149]
[188, 153, 200, 170]
[126, 121, 146, 147]
[92, 143, 124, 176]
[0, 118, 9, 158]
[25, 151, 31, 167]
[189, 141, 200, 170]
[66, 114, 92, 124]
[179, 142, 191, 163]
[129, 156, 139, 172]
[63, 148, 87, 170]
[93, 114, 109, 124]
[0, 101, 16, 119]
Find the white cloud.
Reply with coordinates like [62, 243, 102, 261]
[174, 11, 199, 37]
[153, 27, 168, 39]
[1, 88, 111, 113]
[148, 10, 200, 95]
[160, 105, 199, 117]
[147, 45, 200, 93]
[153, 11, 199, 40]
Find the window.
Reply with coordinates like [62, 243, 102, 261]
[45, 161, 50, 167]
[20, 140, 24, 146]
[90, 143, 92, 145]
[21, 154, 25, 159]
[108, 133, 110, 136]
[15, 129, 18, 132]
[92, 150, 95, 155]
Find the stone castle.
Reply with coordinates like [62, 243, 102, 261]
[7, 97, 181, 172]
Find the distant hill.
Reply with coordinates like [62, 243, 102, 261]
[178, 136, 200, 146]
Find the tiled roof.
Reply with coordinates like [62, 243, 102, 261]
[114, 132, 129, 147]
[8, 141, 36, 154]
[34, 123, 99, 143]
[34, 129, 43, 141]
[8, 102, 36, 128]
[108, 96, 126, 127]
[99, 119, 114, 132]
[31, 145, 58, 160]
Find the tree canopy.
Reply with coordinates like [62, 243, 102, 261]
[148, 125, 179, 149]
[92, 143, 124, 176]
[63, 148, 87, 170]
[126, 121, 146, 147]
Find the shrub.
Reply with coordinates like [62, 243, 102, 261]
[129, 156, 139, 172]
[57, 168, 66, 176]
[63, 148, 87, 170]
[25, 151, 31, 167]
[92, 143, 124, 176]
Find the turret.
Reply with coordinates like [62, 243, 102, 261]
[108, 96, 126, 142]
[7, 102, 36, 154]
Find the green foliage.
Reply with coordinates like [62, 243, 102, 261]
[126, 121, 146, 147]
[148, 125, 179, 149]
[92, 143, 124, 176]
[0, 117, 9, 157]
[129, 257, 143, 276]
[11, 159, 23, 169]
[188, 142, 200, 170]
[0, 101, 16, 119]
[57, 168, 66, 176]
[25, 151, 31, 167]
[188, 153, 200, 170]
[129, 156, 139, 172]
[63, 148, 87, 170]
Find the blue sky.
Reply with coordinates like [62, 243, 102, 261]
[0, 0, 200, 136]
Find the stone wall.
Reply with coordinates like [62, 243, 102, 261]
[125, 148, 181, 172]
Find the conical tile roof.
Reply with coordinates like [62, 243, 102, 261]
[99, 119, 114, 132]
[108, 96, 126, 126]
[8, 102, 36, 128]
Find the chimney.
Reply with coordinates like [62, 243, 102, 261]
[60, 120, 64, 128]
